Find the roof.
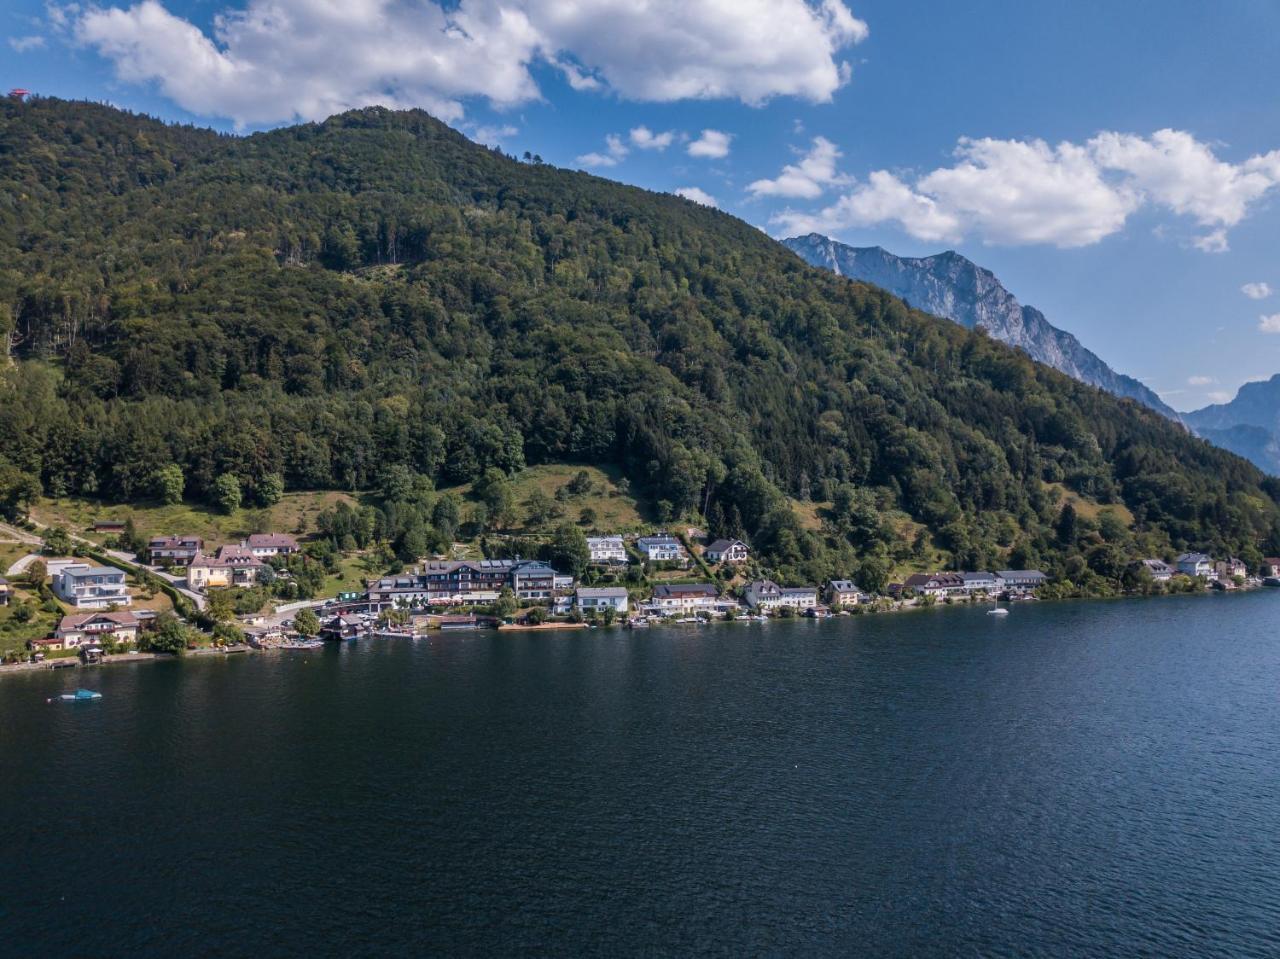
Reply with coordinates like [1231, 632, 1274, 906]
[422, 559, 517, 573]
[996, 570, 1048, 579]
[653, 583, 718, 598]
[586, 535, 623, 543]
[246, 533, 298, 548]
[637, 535, 682, 546]
[58, 610, 139, 630]
[779, 586, 815, 595]
[63, 565, 126, 579]
[1176, 553, 1211, 563]
[194, 546, 266, 568]
[149, 535, 202, 547]
[904, 572, 963, 587]
[828, 580, 856, 591]
[706, 538, 746, 552]
[576, 587, 628, 598]
[512, 560, 557, 575]
[961, 571, 997, 582]
[0, 576, 8, 586]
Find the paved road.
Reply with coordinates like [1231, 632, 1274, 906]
[5, 553, 40, 577]
[5, 518, 208, 612]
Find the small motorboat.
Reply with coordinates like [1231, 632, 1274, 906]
[987, 608, 1010, 617]
[52, 689, 102, 702]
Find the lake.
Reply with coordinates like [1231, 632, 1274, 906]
[3, 593, 1280, 957]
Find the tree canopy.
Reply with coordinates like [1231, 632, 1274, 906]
[3, 98, 1280, 588]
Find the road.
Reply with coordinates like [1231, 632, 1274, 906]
[5, 519, 208, 612]
[0, 521, 42, 546]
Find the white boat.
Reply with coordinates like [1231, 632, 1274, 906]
[987, 608, 1009, 617]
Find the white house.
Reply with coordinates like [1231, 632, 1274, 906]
[245, 533, 300, 557]
[586, 536, 627, 565]
[995, 570, 1049, 591]
[779, 587, 818, 610]
[650, 583, 720, 615]
[636, 535, 688, 565]
[1176, 553, 1216, 580]
[745, 580, 818, 611]
[961, 571, 1000, 594]
[53, 564, 132, 609]
[902, 573, 966, 598]
[1141, 559, 1174, 582]
[576, 586, 629, 614]
[55, 610, 140, 647]
[704, 538, 749, 564]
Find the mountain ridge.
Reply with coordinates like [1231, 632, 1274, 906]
[1185, 375, 1280, 474]
[2, 97, 1278, 583]
[782, 234, 1180, 421]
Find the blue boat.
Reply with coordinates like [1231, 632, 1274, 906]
[54, 689, 102, 702]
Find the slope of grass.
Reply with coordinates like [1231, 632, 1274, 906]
[444, 464, 648, 533]
[1046, 482, 1135, 526]
[0, 583, 60, 660]
[30, 491, 359, 548]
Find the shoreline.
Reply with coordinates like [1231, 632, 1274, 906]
[4, 586, 1273, 679]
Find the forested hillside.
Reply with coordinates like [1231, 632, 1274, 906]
[3, 98, 1280, 588]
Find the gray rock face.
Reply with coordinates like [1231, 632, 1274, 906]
[1185, 375, 1280, 474]
[783, 233, 1180, 421]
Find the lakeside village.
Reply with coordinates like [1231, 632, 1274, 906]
[4, 517, 1280, 670]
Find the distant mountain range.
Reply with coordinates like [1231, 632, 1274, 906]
[1184, 376, 1280, 474]
[782, 234, 1181, 421]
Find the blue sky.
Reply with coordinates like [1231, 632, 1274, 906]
[6, 0, 1280, 411]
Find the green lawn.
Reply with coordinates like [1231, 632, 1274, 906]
[0, 582, 61, 661]
[31, 491, 360, 549]
[1045, 482, 1135, 527]
[442, 463, 650, 534]
[0, 542, 32, 576]
[318, 551, 388, 599]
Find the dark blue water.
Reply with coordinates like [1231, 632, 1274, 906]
[3, 593, 1280, 957]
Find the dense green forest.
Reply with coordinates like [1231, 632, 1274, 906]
[3, 97, 1280, 590]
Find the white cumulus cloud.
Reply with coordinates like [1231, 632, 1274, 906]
[576, 132, 629, 168]
[70, 0, 868, 128]
[675, 186, 717, 207]
[1259, 314, 1280, 334]
[748, 136, 850, 199]
[1207, 390, 1234, 404]
[773, 170, 961, 241]
[770, 129, 1280, 249]
[467, 123, 519, 146]
[1242, 282, 1272, 300]
[688, 129, 733, 159]
[1188, 375, 1214, 386]
[629, 126, 676, 151]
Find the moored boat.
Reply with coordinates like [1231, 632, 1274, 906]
[52, 688, 102, 702]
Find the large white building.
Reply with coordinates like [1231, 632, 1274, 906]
[745, 580, 817, 611]
[576, 586, 629, 613]
[53, 564, 131, 609]
[636, 535, 688, 565]
[650, 583, 720, 615]
[1175, 553, 1216, 580]
[245, 533, 300, 557]
[586, 536, 627, 565]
